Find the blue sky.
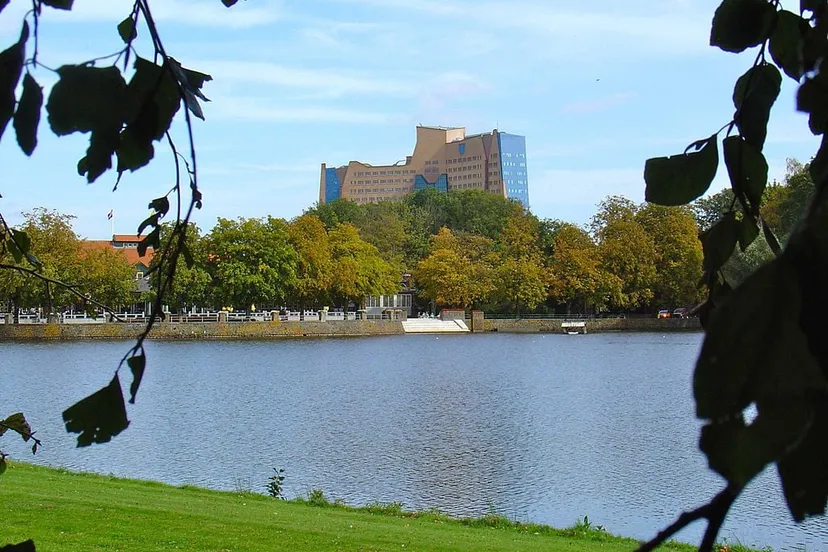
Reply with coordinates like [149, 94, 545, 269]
[0, 0, 820, 239]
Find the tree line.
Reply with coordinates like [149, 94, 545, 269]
[0, 160, 813, 316]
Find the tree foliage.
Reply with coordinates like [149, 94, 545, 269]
[327, 223, 399, 307]
[415, 227, 496, 309]
[287, 214, 333, 309]
[635, 204, 704, 307]
[593, 198, 658, 309]
[206, 217, 298, 311]
[638, 2, 828, 550]
[546, 223, 621, 313]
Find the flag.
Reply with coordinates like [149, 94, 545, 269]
[107, 210, 114, 220]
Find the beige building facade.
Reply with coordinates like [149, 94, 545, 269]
[320, 126, 529, 209]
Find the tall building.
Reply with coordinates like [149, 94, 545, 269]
[319, 126, 529, 209]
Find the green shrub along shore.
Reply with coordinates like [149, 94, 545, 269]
[0, 464, 769, 552]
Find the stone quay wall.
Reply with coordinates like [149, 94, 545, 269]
[484, 317, 701, 333]
[0, 320, 405, 340]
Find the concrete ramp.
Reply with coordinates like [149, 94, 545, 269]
[402, 318, 470, 333]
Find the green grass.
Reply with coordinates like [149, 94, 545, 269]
[0, 463, 759, 552]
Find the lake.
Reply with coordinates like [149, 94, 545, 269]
[0, 333, 825, 550]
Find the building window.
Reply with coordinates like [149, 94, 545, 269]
[459, 144, 466, 155]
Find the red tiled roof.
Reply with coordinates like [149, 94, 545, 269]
[112, 234, 144, 243]
[81, 240, 155, 268]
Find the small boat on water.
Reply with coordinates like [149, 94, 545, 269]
[561, 320, 587, 335]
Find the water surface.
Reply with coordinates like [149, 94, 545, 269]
[0, 333, 824, 550]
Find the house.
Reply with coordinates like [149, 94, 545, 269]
[81, 234, 155, 312]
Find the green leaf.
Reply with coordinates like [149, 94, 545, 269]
[149, 196, 170, 215]
[800, 0, 824, 13]
[644, 136, 719, 206]
[0, 412, 31, 439]
[701, 211, 741, 272]
[62, 375, 130, 447]
[777, 407, 828, 522]
[0, 22, 28, 143]
[138, 227, 160, 257]
[11, 229, 30, 254]
[167, 58, 212, 120]
[5, 236, 22, 263]
[802, 23, 828, 75]
[797, 71, 828, 135]
[41, 0, 73, 9]
[738, 216, 760, 251]
[733, 64, 782, 151]
[47, 65, 127, 135]
[81, 128, 121, 183]
[786, 235, 828, 369]
[116, 125, 154, 174]
[117, 16, 137, 43]
[222, 0, 239, 6]
[770, 10, 808, 80]
[722, 135, 768, 214]
[710, 0, 776, 53]
[137, 213, 159, 237]
[0, 540, 36, 552]
[810, 134, 828, 187]
[695, 256, 824, 422]
[126, 57, 180, 141]
[13, 73, 43, 156]
[761, 216, 783, 256]
[0, 0, 9, 14]
[701, 402, 813, 488]
[47, 65, 128, 183]
[127, 352, 146, 404]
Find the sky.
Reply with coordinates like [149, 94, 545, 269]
[0, 0, 821, 239]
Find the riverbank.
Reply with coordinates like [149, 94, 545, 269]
[1, 463, 743, 552]
[0, 317, 700, 340]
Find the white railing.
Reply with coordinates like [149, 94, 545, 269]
[0, 309, 393, 324]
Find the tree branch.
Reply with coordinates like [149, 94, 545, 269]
[635, 484, 741, 552]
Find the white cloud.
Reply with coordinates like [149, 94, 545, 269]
[42, 0, 284, 28]
[208, 96, 406, 124]
[201, 60, 412, 97]
[329, 0, 711, 57]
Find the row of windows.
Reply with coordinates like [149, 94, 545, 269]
[353, 177, 415, 185]
[448, 173, 482, 180]
[354, 169, 416, 177]
[502, 161, 527, 168]
[449, 182, 483, 190]
[507, 188, 527, 194]
[502, 152, 526, 159]
[365, 294, 412, 308]
[355, 197, 393, 203]
[448, 164, 482, 173]
[354, 187, 409, 194]
[448, 155, 482, 164]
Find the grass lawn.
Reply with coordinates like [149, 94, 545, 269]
[1, 463, 751, 552]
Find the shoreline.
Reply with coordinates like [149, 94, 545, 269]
[0, 318, 701, 341]
[1, 462, 761, 552]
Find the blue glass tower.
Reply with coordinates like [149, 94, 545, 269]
[324, 167, 341, 203]
[497, 133, 529, 209]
